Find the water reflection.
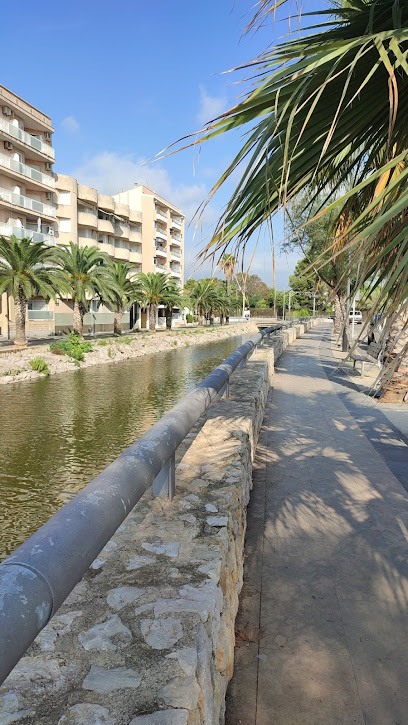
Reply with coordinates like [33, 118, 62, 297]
[0, 335, 247, 558]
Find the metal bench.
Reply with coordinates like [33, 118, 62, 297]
[350, 342, 383, 376]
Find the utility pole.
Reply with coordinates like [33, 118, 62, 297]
[288, 289, 291, 318]
[313, 292, 316, 317]
[283, 289, 286, 321]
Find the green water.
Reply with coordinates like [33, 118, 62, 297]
[0, 335, 247, 559]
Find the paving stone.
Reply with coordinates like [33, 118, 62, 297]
[57, 703, 114, 724]
[157, 676, 200, 710]
[82, 666, 142, 693]
[142, 542, 180, 558]
[106, 586, 145, 611]
[140, 617, 183, 649]
[78, 615, 131, 651]
[125, 555, 155, 571]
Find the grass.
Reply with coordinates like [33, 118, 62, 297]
[50, 332, 93, 362]
[29, 357, 50, 375]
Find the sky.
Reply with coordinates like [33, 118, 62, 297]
[2, 0, 324, 289]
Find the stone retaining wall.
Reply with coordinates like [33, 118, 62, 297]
[0, 320, 319, 725]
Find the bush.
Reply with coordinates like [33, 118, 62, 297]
[186, 313, 193, 323]
[30, 357, 50, 375]
[50, 332, 93, 361]
[297, 308, 312, 317]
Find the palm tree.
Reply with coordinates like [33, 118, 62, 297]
[185, 278, 227, 325]
[220, 253, 235, 323]
[135, 272, 172, 332]
[171, 0, 408, 376]
[54, 243, 114, 337]
[107, 261, 139, 336]
[0, 236, 66, 347]
[161, 280, 185, 330]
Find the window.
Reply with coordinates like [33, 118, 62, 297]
[59, 191, 71, 205]
[59, 218, 71, 233]
[28, 300, 49, 311]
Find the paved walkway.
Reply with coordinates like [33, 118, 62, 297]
[227, 323, 408, 725]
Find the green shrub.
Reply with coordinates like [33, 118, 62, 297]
[123, 337, 132, 345]
[50, 332, 93, 361]
[30, 357, 50, 375]
[186, 313, 193, 323]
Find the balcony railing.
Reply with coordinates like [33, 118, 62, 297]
[0, 222, 56, 246]
[28, 310, 54, 320]
[0, 153, 55, 188]
[155, 262, 167, 271]
[171, 217, 183, 229]
[0, 118, 55, 159]
[170, 248, 181, 258]
[155, 208, 167, 222]
[170, 231, 182, 241]
[0, 187, 56, 217]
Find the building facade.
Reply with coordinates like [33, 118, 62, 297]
[0, 84, 57, 339]
[0, 84, 185, 339]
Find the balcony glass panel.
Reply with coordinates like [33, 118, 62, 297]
[0, 153, 55, 188]
[0, 117, 55, 159]
[0, 187, 56, 217]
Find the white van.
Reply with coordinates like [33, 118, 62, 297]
[349, 310, 363, 324]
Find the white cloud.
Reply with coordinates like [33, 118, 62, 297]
[197, 85, 227, 127]
[61, 116, 80, 134]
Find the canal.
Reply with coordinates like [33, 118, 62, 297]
[0, 334, 249, 559]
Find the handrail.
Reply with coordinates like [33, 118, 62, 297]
[0, 322, 302, 684]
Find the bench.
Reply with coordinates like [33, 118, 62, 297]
[350, 342, 383, 376]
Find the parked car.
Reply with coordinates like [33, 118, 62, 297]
[349, 309, 363, 324]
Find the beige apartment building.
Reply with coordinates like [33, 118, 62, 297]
[0, 84, 185, 339]
[55, 177, 185, 333]
[0, 84, 57, 339]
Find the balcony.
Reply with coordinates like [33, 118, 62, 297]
[155, 262, 167, 272]
[78, 210, 97, 229]
[114, 245, 130, 261]
[114, 223, 130, 239]
[170, 248, 181, 258]
[154, 229, 167, 242]
[0, 118, 55, 159]
[129, 250, 142, 264]
[170, 265, 181, 276]
[0, 222, 56, 246]
[97, 218, 114, 234]
[0, 187, 56, 217]
[129, 228, 142, 243]
[154, 243, 167, 258]
[155, 207, 168, 223]
[0, 153, 55, 188]
[171, 217, 183, 230]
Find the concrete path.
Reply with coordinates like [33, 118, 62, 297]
[227, 323, 408, 725]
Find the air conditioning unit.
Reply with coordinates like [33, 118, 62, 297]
[45, 162, 52, 171]
[48, 227, 54, 236]
[44, 132, 51, 141]
[45, 192, 53, 200]
[2, 106, 11, 116]
[3, 141, 13, 150]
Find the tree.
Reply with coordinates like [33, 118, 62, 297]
[54, 243, 114, 337]
[185, 278, 227, 325]
[0, 236, 66, 346]
[172, 0, 408, 378]
[161, 280, 186, 330]
[107, 261, 139, 336]
[135, 272, 172, 332]
[220, 253, 236, 322]
[235, 274, 270, 301]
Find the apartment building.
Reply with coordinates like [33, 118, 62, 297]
[54, 177, 185, 333]
[0, 84, 185, 339]
[0, 85, 57, 339]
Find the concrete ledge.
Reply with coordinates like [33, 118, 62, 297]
[0, 320, 320, 725]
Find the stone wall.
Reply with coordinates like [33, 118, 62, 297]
[0, 320, 319, 725]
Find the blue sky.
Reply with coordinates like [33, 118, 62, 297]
[2, 0, 324, 288]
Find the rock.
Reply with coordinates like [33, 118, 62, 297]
[36, 612, 81, 652]
[125, 555, 155, 571]
[205, 503, 218, 513]
[58, 703, 114, 724]
[129, 710, 188, 725]
[0, 691, 35, 724]
[90, 558, 105, 571]
[107, 586, 145, 611]
[157, 676, 200, 710]
[142, 542, 179, 558]
[82, 666, 142, 693]
[165, 648, 197, 676]
[206, 516, 228, 527]
[140, 617, 183, 649]
[78, 615, 131, 651]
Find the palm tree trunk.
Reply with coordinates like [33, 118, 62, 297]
[165, 306, 172, 330]
[209, 307, 214, 326]
[14, 286, 27, 347]
[73, 299, 84, 337]
[149, 303, 157, 332]
[114, 305, 123, 336]
[334, 294, 346, 335]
